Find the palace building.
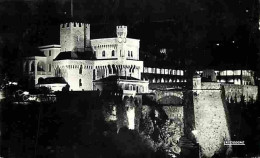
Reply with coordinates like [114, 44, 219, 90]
[23, 21, 256, 95]
[23, 22, 148, 95]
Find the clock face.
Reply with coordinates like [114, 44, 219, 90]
[118, 37, 122, 43]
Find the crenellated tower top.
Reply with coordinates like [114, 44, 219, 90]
[60, 22, 90, 29]
[60, 22, 90, 52]
[116, 26, 127, 38]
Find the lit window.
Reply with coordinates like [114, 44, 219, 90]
[112, 50, 115, 56]
[49, 50, 51, 56]
[49, 64, 51, 72]
[79, 65, 82, 74]
[102, 51, 105, 57]
[79, 79, 82, 87]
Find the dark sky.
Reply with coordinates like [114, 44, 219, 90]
[0, 0, 259, 79]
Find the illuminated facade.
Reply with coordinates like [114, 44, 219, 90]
[23, 22, 148, 93]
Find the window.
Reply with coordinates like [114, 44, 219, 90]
[131, 51, 133, 57]
[79, 79, 82, 87]
[49, 64, 51, 72]
[112, 50, 115, 57]
[79, 65, 82, 74]
[102, 51, 105, 57]
[49, 50, 51, 56]
[128, 51, 130, 57]
[77, 36, 80, 42]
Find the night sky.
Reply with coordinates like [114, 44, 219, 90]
[0, 0, 259, 80]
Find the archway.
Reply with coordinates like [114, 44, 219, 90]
[30, 61, 35, 72]
[38, 77, 44, 84]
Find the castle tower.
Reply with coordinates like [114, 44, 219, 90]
[116, 26, 127, 58]
[193, 73, 201, 90]
[60, 22, 90, 52]
[116, 26, 127, 39]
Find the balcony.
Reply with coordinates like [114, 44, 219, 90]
[123, 90, 136, 97]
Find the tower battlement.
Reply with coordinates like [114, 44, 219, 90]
[60, 22, 90, 29]
[116, 25, 127, 38]
[60, 22, 91, 52]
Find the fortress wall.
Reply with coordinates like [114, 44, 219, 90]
[154, 90, 183, 103]
[201, 82, 221, 89]
[223, 84, 258, 103]
[242, 85, 258, 102]
[191, 89, 231, 157]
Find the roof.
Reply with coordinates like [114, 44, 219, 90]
[193, 73, 201, 78]
[94, 75, 140, 82]
[23, 48, 46, 57]
[144, 61, 184, 69]
[54, 49, 93, 61]
[37, 77, 67, 84]
[38, 45, 61, 49]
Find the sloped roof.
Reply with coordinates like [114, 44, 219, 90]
[54, 48, 94, 61]
[38, 77, 67, 84]
[144, 60, 184, 69]
[94, 76, 139, 82]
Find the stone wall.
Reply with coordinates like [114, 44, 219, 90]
[201, 82, 221, 89]
[184, 89, 232, 157]
[53, 60, 94, 91]
[153, 90, 183, 105]
[223, 84, 258, 103]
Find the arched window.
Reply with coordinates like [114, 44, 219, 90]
[79, 79, 82, 87]
[102, 51, 105, 57]
[37, 61, 45, 72]
[38, 77, 44, 84]
[112, 50, 115, 57]
[79, 65, 83, 74]
[30, 62, 35, 72]
[108, 65, 112, 74]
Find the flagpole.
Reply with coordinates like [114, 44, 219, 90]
[71, 0, 73, 18]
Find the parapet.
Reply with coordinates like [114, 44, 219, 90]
[116, 25, 128, 37]
[60, 22, 90, 29]
[117, 26, 127, 29]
